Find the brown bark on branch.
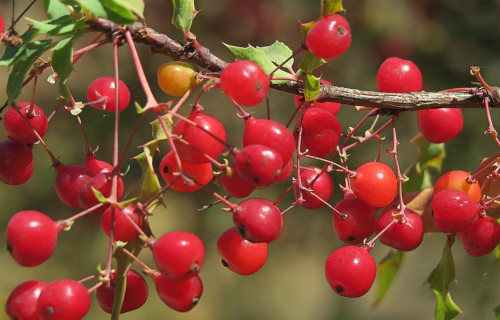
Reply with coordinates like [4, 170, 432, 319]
[87, 19, 491, 111]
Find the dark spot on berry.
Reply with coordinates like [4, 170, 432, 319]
[45, 306, 55, 315]
[348, 236, 355, 242]
[335, 285, 344, 294]
[6, 242, 12, 253]
[337, 26, 346, 36]
[255, 82, 262, 91]
[190, 263, 200, 273]
[191, 297, 200, 306]
[221, 259, 229, 267]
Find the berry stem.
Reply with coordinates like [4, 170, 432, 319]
[365, 218, 398, 249]
[389, 116, 407, 216]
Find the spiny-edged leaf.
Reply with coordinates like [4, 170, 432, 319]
[432, 289, 462, 320]
[151, 115, 173, 140]
[172, 0, 196, 33]
[259, 41, 294, 69]
[298, 51, 326, 74]
[102, 0, 137, 24]
[224, 43, 293, 84]
[112, 0, 144, 18]
[43, 0, 72, 19]
[26, 16, 85, 36]
[373, 249, 404, 307]
[7, 39, 53, 103]
[52, 31, 84, 98]
[321, 0, 344, 16]
[0, 28, 37, 67]
[77, 0, 108, 18]
[133, 141, 164, 211]
[427, 235, 456, 291]
[304, 74, 321, 102]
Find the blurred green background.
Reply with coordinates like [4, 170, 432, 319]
[0, 0, 499, 319]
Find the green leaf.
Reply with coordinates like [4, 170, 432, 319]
[7, 39, 53, 103]
[103, 0, 138, 24]
[52, 31, 84, 98]
[112, 0, 145, 18]
[0, 28, 37, 67]
[133, 141, 164, 211]
[259, 41, 294, 69]
[224, 42, 294, 84]
[91, 186, 111, 204]
[304, 74, 321, 102]
[373, 250, 405, 307]
[150, 115, 173, 140]
[43, 0, 72, 19]
[172, 0, 196, 33]
[77, 0, 108, 18]
[321, 0, 344, 16]
[432, 290, 462, 320]
[26, 16, 85, 36]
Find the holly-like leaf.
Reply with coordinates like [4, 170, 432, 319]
[303, 74, 321, 102]
[52, 31, 84, 98]
[373, 249, 405, 307]
[0, 28, 37, 67]
[133, 141, 164, 211]
[43, 0, 72, 19]
[321, 0, 344, 16]
[259, 41, 294, 69]
[26, 16, 85, 36]
[427, 235, 462, 320]
[172, 0, 196, 33]
[150, 114, 173, 140]
[6, 39, 53, 103]
[224, 42, 294, 84]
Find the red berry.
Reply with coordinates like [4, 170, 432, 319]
[233, 144, 283, 188]
[153, 272, 203, 312]
[458, 215, 500, 257]
[220, 60, 269, 106]
[376, 57, 422, 93]
[350, 161, 397, 208]
[6, 210, 60, 267]
[101, 205, 143, 242]
[4, 102, 48, 144]
[306, 14, 352, 60]
[96, 269, 148, 314]
[37, 279, 90, 320]
[151, 231, 205, 280]
[243, 116, 295, 162]
[78, 171, 124, 213]
[417, 108, 463, 143]
[233, 198, 283, 243]
[0, 13, 4, 36]
[294, 107, 341, 158]
[432, 189, 480, 233]
[159, 151, 214, 192]
[275, 156, 294, 182]
[333, 197, 376, 244]
[0, 139, 34, 185]
[86, 76, 130, 112]
[221, 164, 256, 198]
[375, 208, 424, 251]
[325, 245, 376, 298]
[294, 167, 334, 209]
[217, 227, 268, 275]
[54, 164, 93, 208]
[173, 110, 227, 164]
[83, 155, 113, 175]
[434, 170, 482, 203]
[6, 280, 48, 320]
[295, 80, 341, 115]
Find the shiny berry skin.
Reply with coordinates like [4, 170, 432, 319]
[86, 76, 130, 112]
[0, 14, 4, 35]
[418, 108, 463, 143]
[159, 151, 214, 192]
[4, 102, 48, 144]
[294, 167, 334, 209]
[275, 156, 294, 182]
[432, 189, 480, 233]
[376, 57, 422, 93]
[173, 110, 227, 164]
[217, 227, 268, 275]
[6, 210, 60, 267]
[153, 272, 203, 312]
[83, 155, 113, 175]
[233, 198, 283, 243]
[151, 231, 205, 280]
[37, 279, 90, 320]
[295, 80, 341, 115]
[221, 164, 256, 198]
[434, 170, 481, 203]
[325, 245, 376, 298]
[6, 280, 48, 320]
[333, 197, 376, 244]
[55, 164, 93, 208]
[78, 172, 124, 213]
[375, 208, 424, 251]
[243, 116, 295, 162]
[306, 14, 352, 60]
[350, 161, 397, 208]
[157, 61, 198, 97]
[96, 269, 148, 314]
[0, 139, 34, 185]
[101, 205, 143, 242]
[233, 144, 283, 188]
[220, 60, 269, 106]
[458, 215, 500, 257]
[294, 107, 342, 158]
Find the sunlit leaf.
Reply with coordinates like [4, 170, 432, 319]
[150, 115, 173, 140]
[304, 74, 321, 102]
[103, 0, 137, 24]
[26, 16, 85, 36]
[43, 0, 72, 19]
[373, 249, 404, 307]
[52, 31, 84, 97]
[432, 289, 462, 320]
[0, 28, 37, 67]
[133, 141, 164, 211]
[321, 0, 344, 16]
[259, 41, 294, 69]
[172, 0, 196, 33]
[113, 0, 145, 18]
